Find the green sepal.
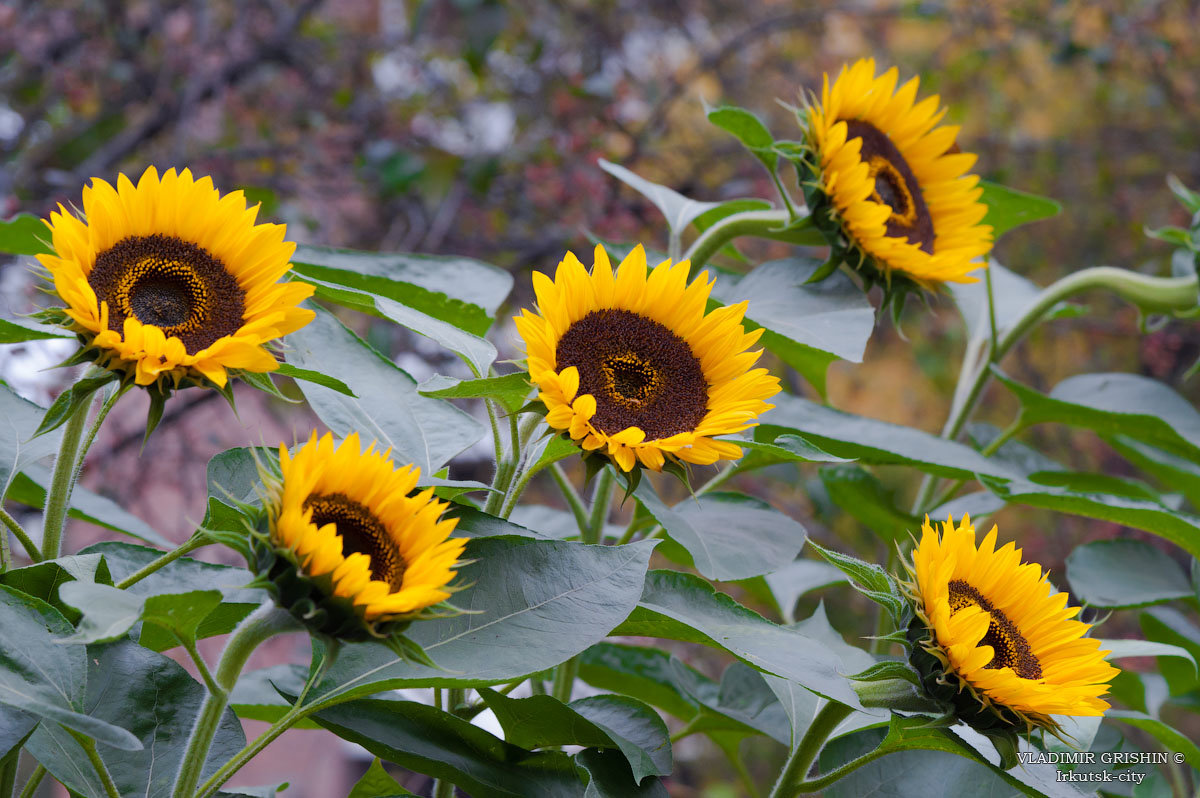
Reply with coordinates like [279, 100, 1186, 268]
[382, 633, 440, 669]
[804, 254, 841, 285]
[849, 660, 922, 686]
[983, 727, 1022, 771]
[143, 389, 167, 446]
[514, 398, 548, 417]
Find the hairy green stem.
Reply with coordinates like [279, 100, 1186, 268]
[912, 266, 1198, 515]
[172, 605, 298, 798]
[0, 507, 40, 564]
[584, 469, 615, 545]
[549, 463, 590, 536]
[115, 531, 212, 589]
[40, 395, 93, 559]
[68, 729, 120, 798]
[684, 209, 815, 271]
[789, 745, 890, 793]
[724, 745, 763, 798]
[552, 656, 579, 704]
[14, 765, 44, 798]
[768, 702, 854, 798]
[179, 635, 220, 696]
[696, 462, 736, 497]
[193, 638, 338, 798]
[497, 414, 545, 519]
[69, 385, 126, 498]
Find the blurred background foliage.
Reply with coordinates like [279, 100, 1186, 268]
[2, 0, 1199, 794]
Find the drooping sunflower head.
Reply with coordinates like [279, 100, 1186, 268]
[902, 514, 1118, 736]
[253, 431, 468, 640]
[514, 245, 780, 473]
[799, 58, 992, 295]
[37, 166, 315, 393]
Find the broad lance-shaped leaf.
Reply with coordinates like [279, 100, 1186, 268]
[476, 690, 672, 783]
[612, 570, 863, 709]
[1105, 710, 1200, 770]
[633, 484, 806, 581]
[0, 585, 141, 751]
[309, 697, 581, 798]
[305, 538, 657, 704]
[290, 244, 512, 336]
[711, 257, 874, 365]
[597, 159, 721, 234]
[57, 581, 224, 647]
[764, 559, 847, 624]
[300, 275, 497, 376]
[759, 394, 1020, 481]
[576, 747, 668, 798]
[286, 306, 487, 474]
[26, 638, 244, 798]
[0, 316, 72, 343]
[1099, 639, 1197, 675]
[1066, 539, 1193, 609]
[981, 475, 1200, 560]
[996, 368, 1200, 461]
[0, 381, 63, 501]
[418, 372, 531, 414]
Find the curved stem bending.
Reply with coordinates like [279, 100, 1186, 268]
[768, 701, 854, 798]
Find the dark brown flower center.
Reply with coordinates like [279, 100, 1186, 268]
[555, 309, 708, 441]
[948, 579, 1042, 679]
[305, 492, 405, 590]
[88, 234, 245, 354]
[844, 120, 935, 254]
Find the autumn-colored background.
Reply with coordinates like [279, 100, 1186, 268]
[1, 1, 1198, 795]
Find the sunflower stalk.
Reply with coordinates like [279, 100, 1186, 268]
[115, 530, 213, 589]
[912, 265, 1199, 515]
[14, 766, 45, 798]
[683, 208, 795, 271]
[172, 604, 299, 798]
[767, 701, 855, 798]
[584, 468, 615, 544]
[68, 729, 121, 798]
[39, 387, 97, 560]
[549, 463, 590, 535]
[497, 413, 545, 519]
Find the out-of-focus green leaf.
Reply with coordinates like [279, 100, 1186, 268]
[0, 382, 61, 501]
[1105, 710, 1200, 770]
[272, 363, 355, 396]
[1107, 435, 1200, 500]
[290, 244, 511, 335]
[978, 182, 1061, 240]
[634, 485, 806, 581]
[0, 213, 52, 256]
[9, 466, 172, 548]
[1066, 540, 1193, 608]
[0, 317, 72, 343]
[820, 464, 918, 543]
[763, 559, 847, 624]
[577, 643, 706, 721]
[1140, 607, 1200, 695]
[708, 105, 776, 170]
[348, 759, 418, 798]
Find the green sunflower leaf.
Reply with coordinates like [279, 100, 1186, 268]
[612, 569, 863, 709]
[33, 371, 119, 438]
[994, 368, 1200, 462]
[286, 307, 488, 474]
[0, 585, 142, 751]
[597, 159, 721, 235]
[1066, 540, 1194, 609]
[978, 182, 1061, 240]
[1105, 711, 1200, 770]
[1167, 174, 1200, 214]
[577, 643, 707, 722]
[633, 484, 807, 581]
[417, 372, 531, 413]
[307, 697, 581, 797]
[763, 559, 848, 624]
[476, 690, 672, 782]
[575, 747, 669, 798]
[0, 316, 72, 343]
[273, 363, 355, 397]
[819, 464, 919, 544]
[57, 581, 225, 647]
[1139, 607, 1200, 695]
[707, 105, 777, 170]
[0, 553, 112, 623]
[980, 475, 1200, 561]
[290, 244, 512, 335]
[805, 541, 907, 624]
[0, 213, 52, 256]
[303, 538, 658, 702]
[348, 759, 418, 798]
[25, 638, 245, 797]
[0, 381, 63, 502]
[757, 393, 1022, 481]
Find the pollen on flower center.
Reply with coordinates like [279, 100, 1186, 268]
[843, 120, 935, 253]
[948, 578, 1042, 680]
[88, 234, 246, 354]
[305, 492, 405, 590]
[555, 308, 708, 441]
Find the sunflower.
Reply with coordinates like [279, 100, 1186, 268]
[903, 514, 1117, 734]
[255, 431, 468, 639]
[37, 166, 314, 392]
[800, 58, 992, 292]
[514, 245, 780, 473]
